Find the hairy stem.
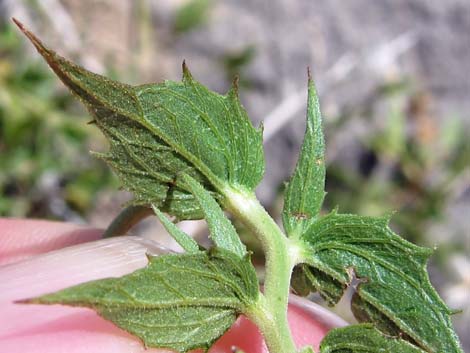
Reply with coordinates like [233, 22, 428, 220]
[224, 187, 299, 353]
[102, 205, 153, 238]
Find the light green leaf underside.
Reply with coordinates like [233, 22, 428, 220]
[184, 175, 246, 257]
[26, 249, 259, 352]
[320, 324, 424, 353]
[152, 205, 200, 253]
[300, 212, 463, 353]
[283, 77, 326, 236]
[19, 24, 264, 220]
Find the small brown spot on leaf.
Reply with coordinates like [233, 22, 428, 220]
[293, 212, 310, 220]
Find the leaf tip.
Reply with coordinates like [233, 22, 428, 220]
[450, 307, 463, 315]
[226, 75, 241, 100]
[14, 296, 41, 305]
[145, 252, 156, 263]
[376, 211, 396, 229]
[307, 66, 312, 81]
[182, 60, 193, 81]
[90, 150, 109, 161]
[12, 18, 50, 58]
[384, 210, 397, 221]
[257, 120, 264, 135]
[232, 75, 240, 93]
[14, 298, 30, 305]
[11, 17, 24, 30]
[306, 68, 319, 98]
[243, 250, 254, 262]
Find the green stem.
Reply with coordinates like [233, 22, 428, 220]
[224, 187, 300, 353]
[102, 205, 153, 238]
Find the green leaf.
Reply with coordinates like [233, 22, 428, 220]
[298, 211, 463, 353]
[320, 324, 425, 353]
[299, 346, 316, 353]
[15, 20, 264, 220]
[351, 292, 404, 338]
[283, 74, 326, 236]
[20, 249, 259, 352]
[152, 205, 200, 253]
[291, 263, 344, 305]
[183, 174, 246, 257]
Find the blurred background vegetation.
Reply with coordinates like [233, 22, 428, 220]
[0, 0, 469, 348]
[0, 22, 117, 220]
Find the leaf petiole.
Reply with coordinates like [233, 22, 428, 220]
[102, 205, 153, 238]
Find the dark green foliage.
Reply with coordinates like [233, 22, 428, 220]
[320, 324, 424, 352]
[15, 20, 264, 220]
[22, 249, 259, 352]
[14, 19, 463, 353]
[283, 75, 326, 236]
[291, 264, 344, 305]
[282, 74, 462, 352]
[299, 211, 462, 352]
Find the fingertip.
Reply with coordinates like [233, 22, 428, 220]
[0, 218, 102, 266]
[0, 236, 172, 303]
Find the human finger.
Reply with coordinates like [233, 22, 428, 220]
[0, 225, 346, 352]
[0, 218, 102, 266]
[0, 236, 171, 353]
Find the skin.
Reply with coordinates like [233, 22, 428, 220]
[0, 218, 347, 353]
